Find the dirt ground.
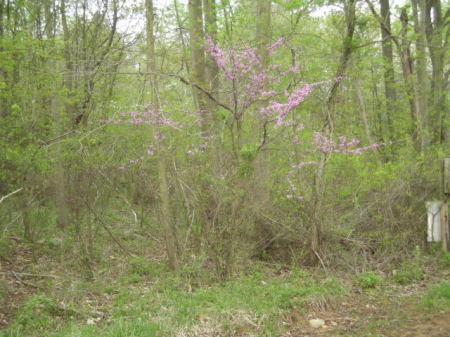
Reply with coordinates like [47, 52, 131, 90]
[283, 284, 450, 337]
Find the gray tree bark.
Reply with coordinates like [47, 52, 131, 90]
[379, 0, 396, 141]
[411, 0, 430, 151]
[146, 0, 178, 271]
[188, 0, 209, 134]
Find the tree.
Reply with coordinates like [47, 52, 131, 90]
[411, 0, 430, 151]
[310, 0, 356, 259]
[188, 0, 209, 134]
[424, 0, 448, 143]
[203, 0, 220, 106]
[146, 0, 178, 271]
[379, 0, 396, 142]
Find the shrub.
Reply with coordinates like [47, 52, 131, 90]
[356, 271, 383, 289]
[393, 264, 424, 285]
[12, 295, 75, 332]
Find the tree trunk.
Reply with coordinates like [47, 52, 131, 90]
[146, 0, 178, 271]
[203, 0, 219, 106]
[42, 0, 69, 230]
[311, 0, 356, 260]
[379, 0, 396, 141]
[399, 7, 421, 149]
[411, 0, 430, 151]
[188, 0, 209, 134]
[173, 0, 197, 106]
[365, 0, 423, 150]
[251, 0, 272, 255]
[424, 0, 448, 143]
[256, 0, 271, 67]
[353, 76, 379, 154]
[0, 0, 6, 117]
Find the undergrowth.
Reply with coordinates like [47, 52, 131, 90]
[0, 266, 346, 337]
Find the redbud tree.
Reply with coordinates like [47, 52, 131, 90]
[204, 37, 380, 199]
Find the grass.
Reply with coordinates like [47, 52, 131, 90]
[422, 281, 450, 309]
[392, 251, 425, 285]
[0, 266, 346, 337]
[1, 244, 448, 337]
[355, 271, 383, 289]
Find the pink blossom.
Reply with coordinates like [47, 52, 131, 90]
[291, 161, 317, 169]
[267, 38, 285, 54]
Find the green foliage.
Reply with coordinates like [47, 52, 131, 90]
[0, 238, 12, 260]
[128, 256, 154, 276]
[393, 261, 424, 285]
[1, 319, 159, 337]
[440, 252, 450, 268]
[1, 0, 449, 335]
[356, 271, 383, 289]
[0, 279, 7, 307]
[9, 295, 75, 333]
[151, 271, 345, 332]
[239, 142, 259, 162]
[422, 282, 450, 309]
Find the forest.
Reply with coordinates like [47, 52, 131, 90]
[0, 0, 449, 336]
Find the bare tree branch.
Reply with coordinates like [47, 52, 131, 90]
[0, 188, 23, 204]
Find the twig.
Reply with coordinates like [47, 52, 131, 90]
[84, 203, 131, 256]
[313, 249, 328, 275]
[0, 271, 58, 279]
[0, 188, 23, 204]
[39, 130, 75, 147]
[67, 70, 233, 113]
[11, 271, 38, 288]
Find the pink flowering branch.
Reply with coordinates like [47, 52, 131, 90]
[101, 104, 179, 128]
[309, 132, 381, 154]
[205, 36, 313, 126]
[267, 37, 286, 55]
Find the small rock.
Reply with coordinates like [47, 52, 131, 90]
[309, 318, 325, 328]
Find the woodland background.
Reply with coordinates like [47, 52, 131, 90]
[0, 0, 449, 336]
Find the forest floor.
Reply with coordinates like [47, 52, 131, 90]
[0, 237, 449, 337]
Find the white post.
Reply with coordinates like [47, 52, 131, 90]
[426, 201, 443, 242]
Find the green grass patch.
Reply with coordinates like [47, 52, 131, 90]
[1, 268, 347, 337]
[393, 251, 425, 285]
[1, 294, 77, 337]
[356, 271, 383, 289]
[48, 319, 159, 337]
[422, 281, 450, 309]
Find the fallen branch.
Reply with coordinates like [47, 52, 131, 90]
[84, 202, 132, 256]
[0, 271, 58, 279]
[0, 188, 23, 204]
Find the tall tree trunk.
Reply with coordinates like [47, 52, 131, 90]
[0, 0, 6, 117]
[250, 0, 272, 256]
[411, 0, 430, 151]
[173, 0, 197, 106]
[41, 0, 68, 230]
[188, 0, 209, 134]
[146, 0, 178, 271]
[366, 0, 423, 150]
[220, 0, 232, 41]
[379, 0, 396, 141]
[311, 0, 356, 260]
[400, 7, 421, 149]
[256, 0, 271, 67]
[203, 0, 219, 106]
[253, 0, 271, 226]
[424, 0, 448, 143]
[353, 76, 379, 154]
